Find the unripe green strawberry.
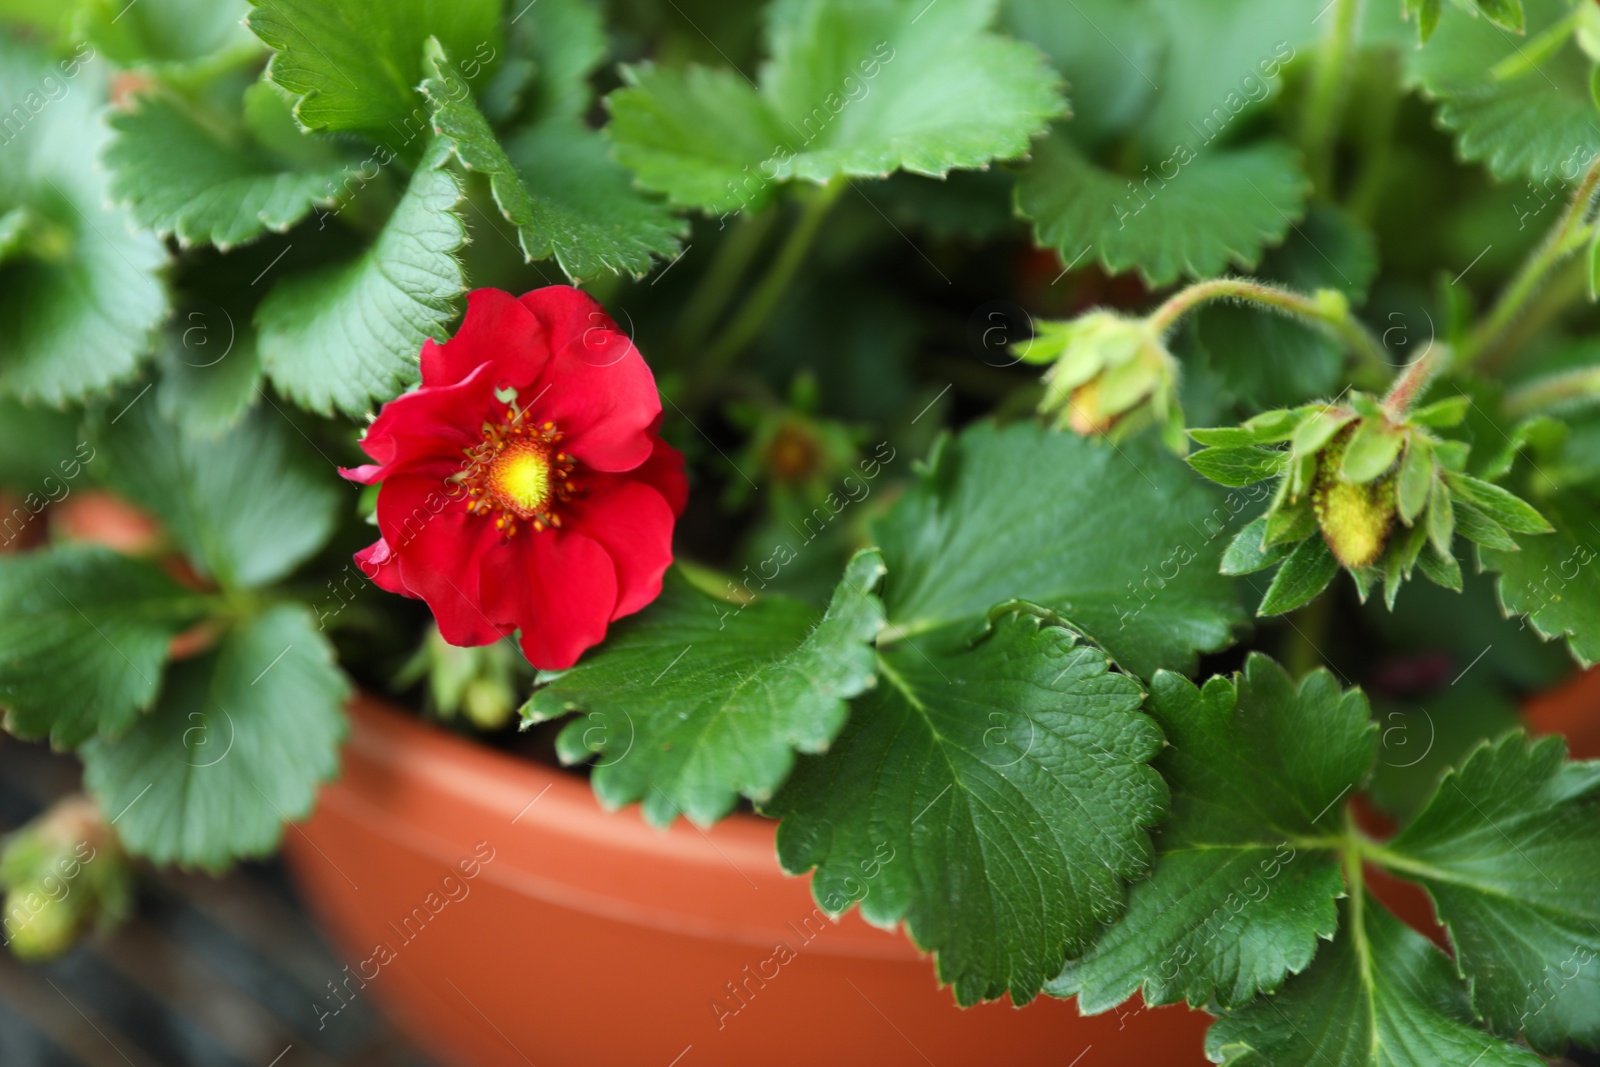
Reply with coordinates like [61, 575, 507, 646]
[1312, 430, 1396, 569]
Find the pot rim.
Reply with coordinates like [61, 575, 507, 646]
[314, 693, 925, 961]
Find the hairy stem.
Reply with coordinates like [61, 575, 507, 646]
[1146, 277, 1390, 375]
[687, 181, 845, 406]
[1382, 340, 1449, 418]
[1465, 155, 1600, 369]
[1301, 0, 1367, 193]
[1505, 364, 1600, 417]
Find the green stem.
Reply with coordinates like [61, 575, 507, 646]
[675, 208, 779, 354]
[1301, 0, 1367, 194]
[1343, 809, 1375, 990]
[1464, 155, 1600, 369]
[687, 181, 845, 406]
[1345, 50, 1401, 225]
[1146, 277, 1390, 376]
[1505, 364, 1600, 417]
[1382, 340, 1449, 418]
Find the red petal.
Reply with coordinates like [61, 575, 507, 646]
[353, 538, 413, 597]
[342, 363, 496, 484]
[634, 430, 689, 517]
[376, 471, 511, 647]
[518, 286, 661, 473]
[566, 479, 677, 621]
[481, 530, 617, 670]
[420, 289, 552, 390]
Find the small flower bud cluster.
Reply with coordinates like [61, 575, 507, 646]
[1018, 312, 1186, 453]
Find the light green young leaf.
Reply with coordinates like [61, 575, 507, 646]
[82, 605, 349, 870]
[421, 39, 684, 280]
[769, 609, 1165, 1007]
[1050, 657, 1374, 1012]
[255, 137, 465, 416]
[524, 551, 886, 828]
[1016, 134, 1309, 288]
[1383, 731, 1600, 1052]
[95, 400, 340, 590]
[1208, 896, 1543, 1067]
[606, 0, 1064, 213]
[0, 38, 167, 406]
[246, 0, 500, 141]
[0, 546, 211, 748]
[874, 422, 1246, 679]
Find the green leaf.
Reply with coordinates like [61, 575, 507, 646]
[875, 422, 1246, 679]
[769, 608, 1164, 1006]
[0, 38, 168, 406]
[421, 39, 683, 280]
[1405, 0, 1445, 43]
[255, 137, 466, 416]
[1258, 537, 1338, 616]
[1378, 732, 1600, 1046]
[1000, 0, 1165, 149]
[1131, 0, 1322, 151]
[105, 82, 350, 250]
[1428, 473, 1456, 556]
[1366, 684, 1523, 823]
[1444, 472, 1552, 534]
[1016, 134, 1309, 288]
[1396, 437, 1434, 524]
[509, 0, 607, 122]
[75, 0, 258, 76]
[246, 0, 500, 140]
[95, 400, 340, 590]
[1221, 516, 1293, 575]
[155, 329, 265, 439]
[0, 546, 210, 748]
[1409, 395, 1471, 428]
[1418, 541, 1464, 591]
[1188, 446, 1287, 487]
[1052, 658, 1373, 1011]
[1382, 732, 1600, 1051]
[1340, 420, 1405, 483]
[1208, 895, 1543, 1067]
[525, 552, 885, 827]
[82, 605, 349, 870]
[1474, 0, 1525, 34]
[1480, 490, 1600, 665]
[1451, 499, 1519, 551]
[1407, 0, 1600, 182]
[605, 0, 1064, 213]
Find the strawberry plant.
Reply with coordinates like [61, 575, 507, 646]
[0, 0, 1599, 1063]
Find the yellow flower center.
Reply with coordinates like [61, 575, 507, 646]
[487, 439, 553, 517]
[459, 410, 578, 538]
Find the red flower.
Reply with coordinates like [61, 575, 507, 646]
[342, 286, 687, 670]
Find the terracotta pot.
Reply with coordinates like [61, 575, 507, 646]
[285, 695, 1211, 1067]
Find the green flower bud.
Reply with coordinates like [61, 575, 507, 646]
[396, 624, 529, 730]
[0, 796, 132, 962]
[1022, 312, 1183, 450]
